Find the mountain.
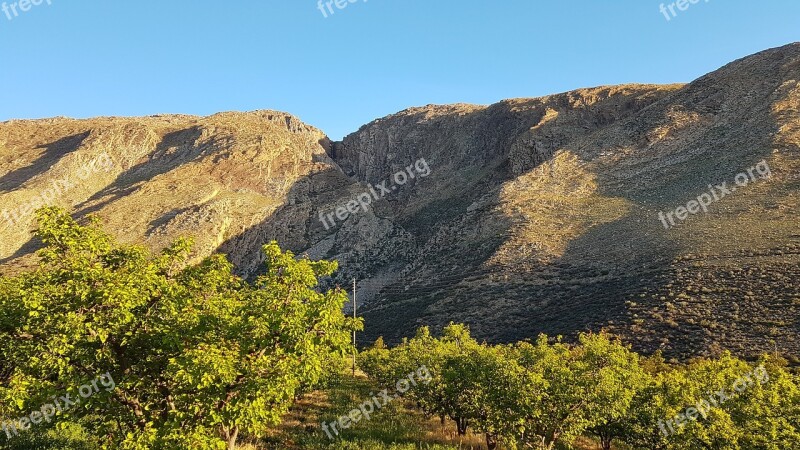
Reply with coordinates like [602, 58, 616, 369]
[1, 43, 798, 360]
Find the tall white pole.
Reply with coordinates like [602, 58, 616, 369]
[352, 278, 357, 376]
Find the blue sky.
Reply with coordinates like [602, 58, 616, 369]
[0, 1, 798, 140]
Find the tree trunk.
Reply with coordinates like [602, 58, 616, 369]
[544, 430, 560, 450]
[224, 426, 239, 450]
[601, 435, 612, 450]
[486, 432, 498, 450]
[455, 417, 469, 435]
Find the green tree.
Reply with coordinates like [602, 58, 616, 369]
[514, 333, 644, 450]
[727, 356, 800, 449]
[360, 323, 483, 436]
[441, 343, 539, 450]
[0, 207, 359, 449]
[610, 352, 677, 450]
[582, 352, 800, 450]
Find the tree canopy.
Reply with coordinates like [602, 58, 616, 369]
[0, 207, 360, 449]
[361, 324, 800, 450]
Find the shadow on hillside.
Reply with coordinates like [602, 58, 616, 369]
[357, 70, 790, 360]
[352, 89, 679, 347]
[215, 163, 356, 281]
[0, 236, 41, 265]
[1, 127, 210, 264]
[211, 100, 548, 305]
[73, 126, 207, 217]
[0, 131, 90, 192]
[203, 93, 648, 346]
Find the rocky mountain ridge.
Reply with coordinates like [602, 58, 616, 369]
[1, 43, 799, 360]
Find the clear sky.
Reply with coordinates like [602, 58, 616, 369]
[1, 1, 798, 140]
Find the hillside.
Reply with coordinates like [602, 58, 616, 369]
[0, 111, 339, 274]
[1, 43, 799, 360]
[342, 43, 800, 360]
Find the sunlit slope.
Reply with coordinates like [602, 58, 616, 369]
[355, 43, 800, 360]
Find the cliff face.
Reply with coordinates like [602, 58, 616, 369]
[1, 43, 799, 360]
[344, 43, 800, 360]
